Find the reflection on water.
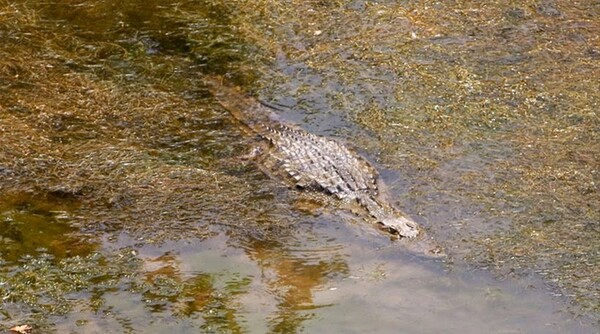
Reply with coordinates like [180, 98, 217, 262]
[0, 197, 595, 332]
[239, 232, 349, 333]
[35, 222, 591, 333]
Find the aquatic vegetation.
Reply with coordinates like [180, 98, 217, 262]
[0, 0, 598, 331]
[226, 0, 600, 316]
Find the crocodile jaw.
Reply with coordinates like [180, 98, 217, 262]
[379, 216, 419, 238]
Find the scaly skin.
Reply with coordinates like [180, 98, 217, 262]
[204, 77, 423, 240]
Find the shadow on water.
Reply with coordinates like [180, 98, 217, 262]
[0, 192, 98, 263]
[0, 0, 598, 332]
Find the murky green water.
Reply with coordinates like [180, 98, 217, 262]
[0, 0, 598, 332]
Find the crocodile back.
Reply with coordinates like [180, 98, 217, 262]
[261, 124, 378, 200]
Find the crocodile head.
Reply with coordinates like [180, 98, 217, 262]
[378, 216, 419, 238]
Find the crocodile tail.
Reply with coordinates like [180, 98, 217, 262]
[202, 75, 278, 131]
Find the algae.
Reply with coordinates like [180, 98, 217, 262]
[224, 0, 599, 316]
[0, 0, 598, 330]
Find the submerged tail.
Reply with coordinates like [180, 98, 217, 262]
[202, 76, 279, 131]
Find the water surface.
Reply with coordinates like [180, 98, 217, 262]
[0, 0, 598, 332]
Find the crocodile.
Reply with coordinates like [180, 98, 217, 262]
[203, 77, 421, 239]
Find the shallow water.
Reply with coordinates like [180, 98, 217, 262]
[0, 0, 598, 332]
[41, 222, 595, 333]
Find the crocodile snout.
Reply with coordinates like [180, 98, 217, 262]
[379, 216, 419, 238]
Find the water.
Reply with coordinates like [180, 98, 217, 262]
[46, 222, 594, 333]
[0, 0, 598, 332]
